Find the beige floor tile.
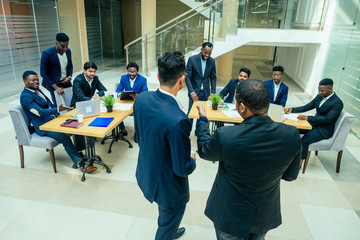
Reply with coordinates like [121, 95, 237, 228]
[335, 181, 360, 210]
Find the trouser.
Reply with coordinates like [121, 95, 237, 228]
[119, 121, 125, 130]
[155, 204, 186, 240]
[215, 227, 266, 240]
[299, 128, 324, 159]
[74, 135, 86, 152]
[188, 90, 207, 131]
[44, 131, 83, 167]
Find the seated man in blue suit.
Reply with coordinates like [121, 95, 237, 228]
[116, 62, 148, 136]
[264, 65, 288, 107]
[134, 51, 196, 240]
[20, 70, 97, 173]
[220, 67, 251, 104]
[40, 33, 73, 107]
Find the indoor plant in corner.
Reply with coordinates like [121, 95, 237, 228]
[209, 93, 222, 110]
[102, 94, 115, 112]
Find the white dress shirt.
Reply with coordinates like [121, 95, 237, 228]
[319, 92, 334, 108]
[273, 80, 281, 102]
[57, 53, 68, 80]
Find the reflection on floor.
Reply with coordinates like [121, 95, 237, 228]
[0, 60, 360, 240]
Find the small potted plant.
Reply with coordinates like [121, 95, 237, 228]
[102, 94, 115, 112]
[208, 93, 222, 110]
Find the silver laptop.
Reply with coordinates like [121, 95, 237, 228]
[71, 99, 100, 119]
[268, 103, 285, 122]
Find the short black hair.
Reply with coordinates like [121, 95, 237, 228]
[239, 67, 251, 77]
[319, 78, 333, 86]
[202, 42, 213, 48]
[56, 33, 69, 42]
[235, 79, 270, 115]
[158, 51, 185, 87]
[23, 70, 37, 80]
[83, 61, 97, 70]
[126, 62, 139, 71]
[272, 65, 284, 73]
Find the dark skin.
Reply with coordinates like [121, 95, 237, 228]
[285, 85, 333, 120]
[52, 40, 71, 95]
[24, 74, 72, 112]
[191, 46, 213, 102]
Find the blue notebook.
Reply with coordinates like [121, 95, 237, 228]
[88, 117, 114, 127]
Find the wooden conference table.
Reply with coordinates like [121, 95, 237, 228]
[188, 101, 312, 130]
[40, 99, 134, 181]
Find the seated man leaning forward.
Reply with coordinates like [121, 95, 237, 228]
[195, 79, 301, 240]
[264, 65, 288, 107]
[285, 78, 343, 166]
[219, 67, 251, 104]
[70, 61, 107, 107]
[116, 62, 148, 136]
[20, 70, 97, 173]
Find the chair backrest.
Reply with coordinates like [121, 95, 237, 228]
[115, 82, 120, 92]
[54, 87, 73, 107]
[330, 111, 355, 151]
[215, 86, 224, 95]
[9, 105, 31, 146]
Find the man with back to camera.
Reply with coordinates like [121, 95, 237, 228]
[185, 42, 216, 130]
[264, 65, 289, 107]
[70, 61, 107, 107]
[40, 33, 73, 106]
[285, 78, 343, 168]
[195, 79, 301, 240]
[220, 67, 251, 104]
[116, 62, 148, 136]
[20, 70, 97, 173]
[134, 51, 196, 240]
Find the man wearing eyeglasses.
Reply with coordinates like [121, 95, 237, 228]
[116, 62, 148, 136]
[40, 33, 73, 107]
[264, 66, 288, 107]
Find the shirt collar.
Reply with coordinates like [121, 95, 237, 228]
[25, 87, 37, 93]
[159, 88, 184, 110]
[130, 76, 137, 82]
[323, 92, 334, 101]
[83, 73, 93, 83]
[273, 80, 281, 87]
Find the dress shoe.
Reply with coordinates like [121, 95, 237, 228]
[173, 227, 185, 239]
[80, 165, 97, 173]
[121, 129, 128, 136]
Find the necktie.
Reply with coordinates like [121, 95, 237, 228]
[35, 90, 46, 101]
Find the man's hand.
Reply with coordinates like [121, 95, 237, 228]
[297, 115, 308, 120]
[191, 92, 199, 102]
[55, 87, 64, 95]
[59, 77, 71, 84]
[58, 104, 73, 112]
[92, 94, 101, 99]
[284, 107, 292, 114]
[191, 153, 197, 162]
[130, 93, 138, 100]
[219, 100, 225, 106]
[196, 102, 207, 117]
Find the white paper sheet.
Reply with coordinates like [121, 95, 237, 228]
[228, 104, 236, 111]
[113, 103, 133, 111]
[222, 110, 241, 118]
[282, 113, 299, 121]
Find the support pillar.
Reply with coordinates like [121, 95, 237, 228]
[141, 0, 156, 75]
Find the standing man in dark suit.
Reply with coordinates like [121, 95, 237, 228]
[185, 42, 216, 129]
[40, 33, 73, 106]
[195, 79, 301, 240]
[20, 71, 97, 173]
[220, 67, 251, 104]
[264, 65, 289, 107]
[285, 78, 343, 166]
[70, 61, 107, 107]
[134, 51, 196, 240]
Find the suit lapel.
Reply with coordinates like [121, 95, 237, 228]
[52, 47, 61, 73]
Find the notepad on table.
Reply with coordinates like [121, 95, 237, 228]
[88, 117, 114, 127]
[60, 119, 83, 128]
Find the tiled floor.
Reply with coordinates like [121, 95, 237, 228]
[0, 59, 360, 240]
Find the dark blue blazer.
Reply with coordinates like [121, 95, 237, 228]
[219, 79, 238, 103]
[40, 46, 73, 91]
[20, 88, 58, 136]
[196, 116, 301, 239]
[292, 93, 343, 139]
[116, 74, 148, 95]
[264, 80, 288, 107]
[185, 53, 216, 99]
[134, 90, 196, 208]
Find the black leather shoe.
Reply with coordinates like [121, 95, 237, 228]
[173, 227, 185, 239]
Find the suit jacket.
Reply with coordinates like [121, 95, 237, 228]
[20, 88, 58, 136]
[134, 90, 196, 208]
[264, 80, 288, 107]
[292, 93, 343, 138]
[70, 73, 107, 107]
[196, 115, 301, 239]
[219, 79, 238, 103]
[40, 46, 73, 91]
[116, 74, 148, 95]
[185, 53, 216, 99]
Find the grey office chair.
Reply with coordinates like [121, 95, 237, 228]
[303, 111, 355, 173]
[9, 105, 60, 173]
[54, 87, 73, 114]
